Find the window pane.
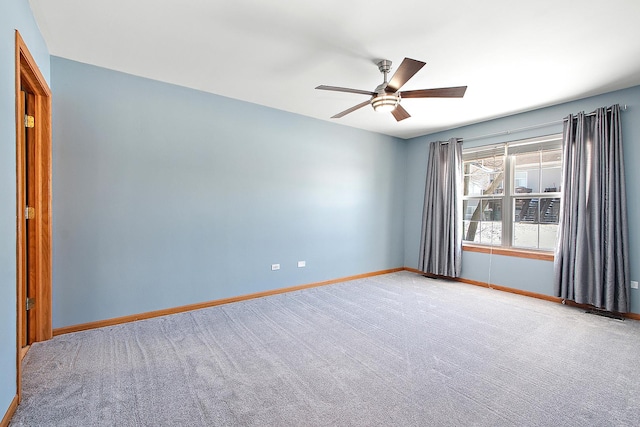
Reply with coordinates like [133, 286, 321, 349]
[463, 199, 479, 221]
[463, 220, 481, 243]
[514, 151, 540, 193]
[514, 197, 535, 223]
[484, 199, 502, 221]
[464, 172, 489, 196]
[513, 223, 538, 248]
[541, 149, 562, 192]
[539, 224, 559, 250]
[463, 157, 504, 196]
[539, 198, 560, 224]
[480, 221, 502, 245]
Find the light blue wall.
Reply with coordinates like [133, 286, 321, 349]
[51, 57, 406, 328]
[0, 0, 49, 418]
[404, 85, 640, 314]
[3, 11, 640, 420]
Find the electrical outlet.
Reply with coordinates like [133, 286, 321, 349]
[297, 261, 306, 268]
[631, 281, 639, 289]
[271, 264, 280, 271]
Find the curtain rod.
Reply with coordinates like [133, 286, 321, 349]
[461, 104, 628, 143]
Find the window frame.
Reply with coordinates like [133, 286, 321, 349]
[462, 134, 562, 253]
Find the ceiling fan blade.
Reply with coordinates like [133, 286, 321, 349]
[386, 58, 426, 92]
[391, 104, 411, 122]
[331, 100, 371, 118]
[400, 86, 468, 99]
[316, 85, 376, 96]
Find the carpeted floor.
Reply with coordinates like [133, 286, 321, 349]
[11, 271, 640, 426]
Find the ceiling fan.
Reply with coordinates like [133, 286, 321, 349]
[316, 57, 467, 122]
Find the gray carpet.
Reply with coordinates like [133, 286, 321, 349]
[11, 271, 640, 426]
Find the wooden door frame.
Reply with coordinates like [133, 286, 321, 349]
[15, 30, 52, 401]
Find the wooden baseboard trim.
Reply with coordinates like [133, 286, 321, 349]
[626, 312, 640, 321]
[53, 268, 405, 336]
[457, 277, 640, 319]
[1, 395, 18, 427]
[403, 267, 640, 320]
[455, 277, 563, 303]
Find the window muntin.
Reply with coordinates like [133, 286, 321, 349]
[462, 135, 562, 250]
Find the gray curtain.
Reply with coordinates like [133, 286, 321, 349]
[554, 104, 629, 313]
[418, 138, 463, 277]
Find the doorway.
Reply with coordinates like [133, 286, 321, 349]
[15, 30, 52, 401]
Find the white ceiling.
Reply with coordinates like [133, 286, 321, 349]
[29, 0, 640, 139]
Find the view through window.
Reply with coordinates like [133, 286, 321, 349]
[462, 135, 563, 250]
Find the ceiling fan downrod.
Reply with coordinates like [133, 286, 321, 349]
[373, 59, 399, 112]
[377, 59, 393, 85]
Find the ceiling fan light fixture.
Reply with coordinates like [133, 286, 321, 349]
[371, 93, 400, 112]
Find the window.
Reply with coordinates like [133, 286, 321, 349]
[462, 135, 562, 251]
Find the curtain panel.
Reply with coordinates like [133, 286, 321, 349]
[554, 104, 629, 313]
[418, 138, 463, 277]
